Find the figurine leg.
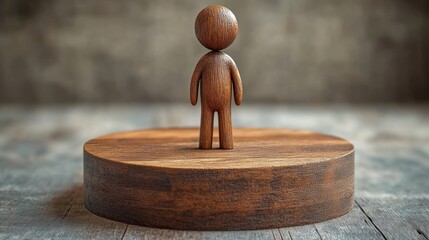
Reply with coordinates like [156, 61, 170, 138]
[218, 107, 233, 149]
[199, 106, 214, 149]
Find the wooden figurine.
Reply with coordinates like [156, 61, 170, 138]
[190, 5, 243, 150]
[83, 4, 355, 231]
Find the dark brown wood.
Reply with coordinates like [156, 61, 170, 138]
[191, 5, 242, 150]
[84, 128, 355, 230]
[195, 5, 238, 51]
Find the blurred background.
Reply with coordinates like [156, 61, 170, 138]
[1, 0, 428, 104]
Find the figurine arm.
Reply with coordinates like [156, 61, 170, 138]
[230, 59, 243, 105]
[190, 60, 203, 105]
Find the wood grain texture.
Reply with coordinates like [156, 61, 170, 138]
[195, 5, 238, 51]
[192, 5, 242, 150]
[84, 128, 354, 230]
[1, 104, 428, 239]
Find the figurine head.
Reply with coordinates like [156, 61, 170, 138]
[195, 5, 238, 51]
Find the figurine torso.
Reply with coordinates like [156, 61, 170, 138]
[198, 51, 234, 111]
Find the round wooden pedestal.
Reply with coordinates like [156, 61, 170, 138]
[84, 128, 354, 230]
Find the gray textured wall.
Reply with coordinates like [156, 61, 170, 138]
[1, 0, 428, 104]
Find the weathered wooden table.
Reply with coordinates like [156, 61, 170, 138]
[1, 104, 428, 239]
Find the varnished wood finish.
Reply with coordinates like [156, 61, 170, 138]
[84, 128, 354, 230]
[195, 5, 238, 51]
[192, 5, 242, 149]
[191, 52, 242, 150]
